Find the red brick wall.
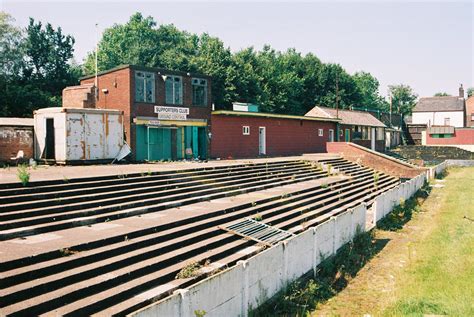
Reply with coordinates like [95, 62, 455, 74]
[0, 126, 34, 163]
[210, 114, 336, 159]
[81, 67, 212, 160]
[326, 142, 425, 178]
[81, 68, 132, 146]
[426, 128, 474, 145]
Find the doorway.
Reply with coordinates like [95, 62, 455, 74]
[259, 127, 266, 155]
[45, 118, 55, 159]
[329, 129, 334, 142]
[345, 129, 351, 142]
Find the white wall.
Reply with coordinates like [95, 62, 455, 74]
[412, 111, 464, 127]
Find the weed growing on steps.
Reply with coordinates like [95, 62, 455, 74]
[175, 261, 202, 279]
[326, 164, 332, 177]
[254, 213, 263, 221]
[194, 309, 207, 317]
[373, 172, 380, 191]
[249, 230, 377, 317]
[17, 164, 30, 186]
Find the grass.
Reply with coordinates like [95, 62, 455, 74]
[382, 167, 474, 317]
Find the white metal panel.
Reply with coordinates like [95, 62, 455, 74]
[66, 112, 86, 160]
[105, 113, 124, 158]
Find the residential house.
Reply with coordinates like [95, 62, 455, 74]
[305, 106, 387, 152]
[411, 85, 466, 128]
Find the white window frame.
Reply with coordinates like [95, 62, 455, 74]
[192, 78, 208, 106]
[135, 71, 155, 103]
[165, 75, 183, 105]
[242, 126, 250, 135]
[444, 117, 451, 126]
[318, 128, 324, 137]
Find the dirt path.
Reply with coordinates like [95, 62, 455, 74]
[312, 178, 446, 316]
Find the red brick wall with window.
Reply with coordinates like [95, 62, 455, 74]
[426, 128, 474, 145]
[210, 114, 336, 159]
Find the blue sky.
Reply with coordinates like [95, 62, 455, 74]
[2, 0, 473, 98]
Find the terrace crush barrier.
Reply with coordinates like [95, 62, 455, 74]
[130, 169, 434, 317]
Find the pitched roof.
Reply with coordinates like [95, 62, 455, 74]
[413, 96, 465, 112]
[305, 106, 386, 127]
[0, 117, 34, 127]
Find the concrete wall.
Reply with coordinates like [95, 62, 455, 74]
[412, 111, 464, 127]
[131, 203, 368, 317]
[326, 142, 425, 179]
[210, 114, 336, 159]
[0, 125, 34, 163]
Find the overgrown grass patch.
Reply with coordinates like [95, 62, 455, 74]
[249, 230, 381, 317]
[377, 183, 431, 231]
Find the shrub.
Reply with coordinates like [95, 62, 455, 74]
[17, 164, 30, 186]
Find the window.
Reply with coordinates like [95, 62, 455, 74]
[165, 75, 183, 105]
[318, 129, 324, 137]
[471, 113, 474, 121]
[192, 78, 207, 106]
[135, 71, 155, 103]
[243, 126, 250, 135]
[444, 118, 451, 126]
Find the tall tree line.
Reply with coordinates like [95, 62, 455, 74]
[1, 11, 422, 118]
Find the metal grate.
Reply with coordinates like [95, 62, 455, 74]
[219, 218, 295, 246]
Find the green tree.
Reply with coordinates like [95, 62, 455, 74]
[434, 92, 450, 96]
[0, 13, 79, 117]
[353, 71, 387, 110]
[388, 84, 418, 116]
[467, 87, 473, 98]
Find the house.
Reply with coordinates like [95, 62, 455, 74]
[64, 65, 212, 161]
[210, 104, 339, 159]
[305, 106, 387, 152]
[0, 117, 34, 164]
[411, 85, 466, 128]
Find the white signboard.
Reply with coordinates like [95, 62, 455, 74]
[154, 106, 189, 121]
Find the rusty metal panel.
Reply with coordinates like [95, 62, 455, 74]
[66, 112, 85, 160]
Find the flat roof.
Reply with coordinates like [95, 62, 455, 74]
[34, 107, 123, 115]
[212, 110, 341, 123]
[80, 64, 210, 81]
[0, 117, 34, 127]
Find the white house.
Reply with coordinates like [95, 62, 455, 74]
[412, 86, 466, 127]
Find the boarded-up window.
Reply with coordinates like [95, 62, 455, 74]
[165, 76, 183, 105]
[135, 71, 155, 103]
[192, 78, 207, 106]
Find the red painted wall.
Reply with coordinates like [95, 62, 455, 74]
[210, 114, 336, 159]
[426, 128, 474, 145]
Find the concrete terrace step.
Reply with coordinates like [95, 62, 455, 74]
[0, 161, 308, 211]
[0, 167, 330, 240]
[0, 159, 401, 316]
[0, 169, 392, 314]
[0, 160, 303, 199]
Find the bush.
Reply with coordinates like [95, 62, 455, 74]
[17, 164, 30, 186]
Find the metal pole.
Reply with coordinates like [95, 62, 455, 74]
[95, 23, 99, 99]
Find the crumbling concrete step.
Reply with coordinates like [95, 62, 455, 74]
[0, 162, 308, 212]
[0, 161, 304, 202]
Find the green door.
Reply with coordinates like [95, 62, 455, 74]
[345, 129, 351, 142]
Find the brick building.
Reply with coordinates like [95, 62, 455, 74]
[466, 96, 474, 127]
[65, 65, 212, 161]
[305, 106, 387, 152]
[210, 110, 338, 159]
[0, 118, 34, 163]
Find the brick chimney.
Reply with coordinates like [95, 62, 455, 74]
[459, 84, 464, 98]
